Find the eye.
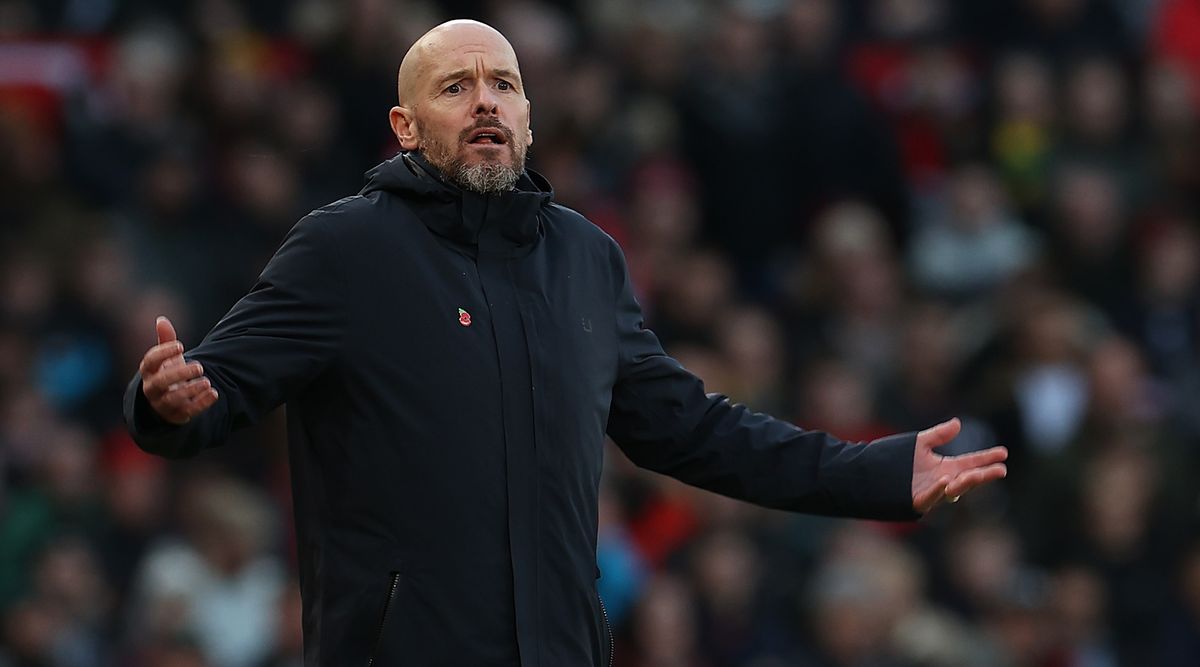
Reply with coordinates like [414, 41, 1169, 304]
[446, 83, 462, 94]
[497, 80, 511, 91]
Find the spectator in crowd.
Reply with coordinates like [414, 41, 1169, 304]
[909, 161, 1041, 300]
[126, 474, 284, 667]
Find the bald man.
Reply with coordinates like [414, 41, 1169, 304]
[124, 20, 1006, 667]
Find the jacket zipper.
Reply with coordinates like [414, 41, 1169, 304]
[598, 594, 614, 667]
[366, 572, 401, 667]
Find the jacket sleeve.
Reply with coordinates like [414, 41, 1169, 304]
[603, 241, 919, 520]
[123, 212, 347, 459]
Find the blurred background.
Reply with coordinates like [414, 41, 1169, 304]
[1, 0, 1200, 665]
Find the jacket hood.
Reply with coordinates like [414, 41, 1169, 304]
[360, 151, 554, 255]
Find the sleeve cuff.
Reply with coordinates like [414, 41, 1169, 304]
[860, 432, 921, 521]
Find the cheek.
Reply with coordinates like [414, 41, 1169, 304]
[432, 122, 461, 146]
[503, 101, 529, 129]
[417, 112, 462, 146]
[517, 118, 533, 146]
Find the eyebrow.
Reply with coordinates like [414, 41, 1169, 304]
[434, 68, 522, 88]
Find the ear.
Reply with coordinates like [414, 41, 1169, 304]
[525, 99, 533, 147]
[389, 106, 420, 151]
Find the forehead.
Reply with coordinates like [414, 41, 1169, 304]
[420, 29, 521, 81]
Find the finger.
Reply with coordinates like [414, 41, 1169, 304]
[145, 361, 203, 396]
[144, 362, 204, 398]
[183, 386, 219, 417]
[917, 417, 961, 450]
[156, 316, 178, 345]
[157, 383, 218, 425]
[162, 377, 212, 403]
[945, 463, 1008, 498]
[139, 341, 186, 376]
[913, 475, 951, 514]
[945, 445, 1009, 472]
[156, 317, 186, 369]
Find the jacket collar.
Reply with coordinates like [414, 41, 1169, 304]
[361, 151, 554, 256]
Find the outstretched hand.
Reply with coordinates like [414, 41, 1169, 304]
[911, 418, 1007, 514]
[139, 316, 218, 425]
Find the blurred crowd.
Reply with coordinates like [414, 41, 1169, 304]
[2, 0, 1200, 665]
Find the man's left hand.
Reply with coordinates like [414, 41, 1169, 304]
[910, 417, 1008, 514]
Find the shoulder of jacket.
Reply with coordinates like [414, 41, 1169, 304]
[298, 193, 402, 241]
[304, 194, 374, 223]
[543, 203, 615, 247]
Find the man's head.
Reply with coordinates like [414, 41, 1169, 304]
[389, 20, 532, 194]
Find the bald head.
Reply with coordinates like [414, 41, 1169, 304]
[397, 20, 521, 107]
[388, 19, 533, 194]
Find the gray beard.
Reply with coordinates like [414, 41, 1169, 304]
[451, 161, 520, 194]
[418, 133, 525, 195]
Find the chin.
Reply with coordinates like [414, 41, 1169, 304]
[462, 151, 512, 167]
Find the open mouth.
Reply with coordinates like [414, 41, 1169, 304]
[467, 127, 508, 145]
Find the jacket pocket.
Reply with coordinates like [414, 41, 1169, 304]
[366, 571, 401, 667]
[598, 594, 613, 667]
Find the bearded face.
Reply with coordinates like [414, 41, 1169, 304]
[417, 116, 528, 194]
[389, 22, 534, 196]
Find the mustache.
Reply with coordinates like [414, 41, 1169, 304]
[459, 120, 515, 144]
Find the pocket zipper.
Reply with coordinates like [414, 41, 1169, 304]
[366, 572, 401, 667]
[598, 594, 614, 667]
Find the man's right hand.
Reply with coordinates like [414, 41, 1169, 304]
[139, 316, 219, 425]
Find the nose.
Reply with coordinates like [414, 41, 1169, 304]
[472, 84, 499, 117]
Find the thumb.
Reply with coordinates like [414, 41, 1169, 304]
[156, 316, 178, 346]
[918, 417, 961, 449]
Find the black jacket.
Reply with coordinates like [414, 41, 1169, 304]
[124, 152, 919, 667]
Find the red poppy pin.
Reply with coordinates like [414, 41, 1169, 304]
[458, 308, 472, 327]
